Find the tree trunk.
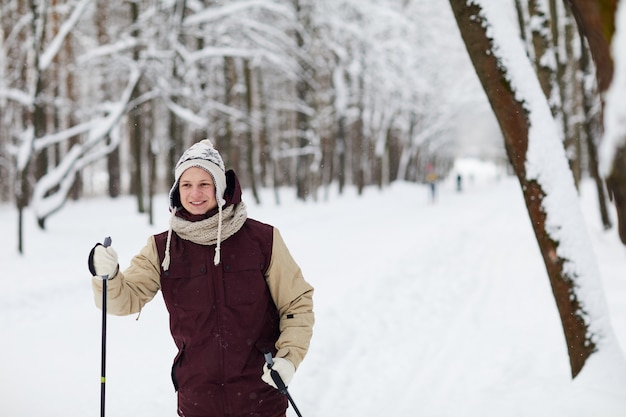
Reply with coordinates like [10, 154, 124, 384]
[148, 103, 156, 226]
[221, 56, 240, 174]
[253, 66, 268, 188]
[129, 0, 144, 213]
[528, 0, 556, 110]
[129, 84, 144, 213]
[294, 0, 312, 201]
[95, 0, 120, 198]
[337, 115, 347, 194]
[33, 60, 47, 230]
[254, 66, 278, 204]
[165, 0, 187, 188]
[354, 51, 366, 196]
[562, 8, 583, 189]
[29, 0, 48, 231]
[244, 59, 260, 204]
[449, 0, 596, 378]
[565, 0, 626, 242]
[564, 0, 616, 93]
[63, 32, 82, 202]
[579, 32, 612, 230]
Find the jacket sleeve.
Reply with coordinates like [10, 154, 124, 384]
[91, 236, 162, 316]
[265, 228, 315, 369]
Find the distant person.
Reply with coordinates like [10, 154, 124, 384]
[426, 171, 438, 202]
[456, 174, 463, 192]
[88, 139, 315, 417]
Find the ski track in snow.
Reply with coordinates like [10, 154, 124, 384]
[1, 175, 626, 417]
[295, 180, 561, 417]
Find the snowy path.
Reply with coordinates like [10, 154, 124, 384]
[1, 175, 626, 417]
[288, 180, 566, 416]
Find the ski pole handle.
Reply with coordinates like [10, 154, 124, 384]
[263, 351, 289, 393]
[263, 351, 303, 417]
[101, 237, 112, 279]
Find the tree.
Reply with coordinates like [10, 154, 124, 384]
[593, 3, 626, 236]
[449, 0, 622, 378]
[563, 0, 626, 243]
[13, 0, 93, 247]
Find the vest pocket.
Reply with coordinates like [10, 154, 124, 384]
[223, 258, 267, 306]
[161, 260, 211, 309]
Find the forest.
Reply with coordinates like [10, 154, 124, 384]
[1, 0, 478, 227]
[2, 0, 626, 379]
[1, 0, 600, 224]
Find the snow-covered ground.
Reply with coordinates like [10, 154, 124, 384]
[2, 162, 626, 417]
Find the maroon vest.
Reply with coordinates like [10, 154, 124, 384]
[154, 218, 287, 417]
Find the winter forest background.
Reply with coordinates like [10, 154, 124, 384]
[3, 0, 626, 385]
[1, 0, 501, 232]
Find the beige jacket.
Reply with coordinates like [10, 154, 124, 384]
[92, 228, 314, 368]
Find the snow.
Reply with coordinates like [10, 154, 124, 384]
[2, 163, 626, 417]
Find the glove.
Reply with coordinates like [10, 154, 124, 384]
[88, 243, 118, 278]
[261, 357, 295, 389]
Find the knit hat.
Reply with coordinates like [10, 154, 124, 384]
[168, 139, 227, 210]
[162, 139, 227, 269]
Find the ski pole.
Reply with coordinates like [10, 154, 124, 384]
[100, 236, 112, 417]
[263, 351, 304, 417]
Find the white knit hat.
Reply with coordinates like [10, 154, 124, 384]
[168, 139, 226, 210]
[162, 139, 227, 270]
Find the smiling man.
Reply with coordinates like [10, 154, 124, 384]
[88, 139, 315, 417]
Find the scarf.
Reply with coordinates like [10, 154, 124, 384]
[161, 202, 248, 271]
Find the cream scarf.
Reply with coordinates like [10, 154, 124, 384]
[161, 202, 248, 270]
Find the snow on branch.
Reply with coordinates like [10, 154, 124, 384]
[32, 120, 99, 152]
[77, 37, 141, 65]
[32, 67, 141, 221]
[184, 45, 300, 78]
[184, 0, 295, 26]
[164, 99, 208, 127]
[0, 88, 33, 106]
[16, 127, 34, 172]
[39, 0, 92, 71]
[187, 46, 257, 62]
